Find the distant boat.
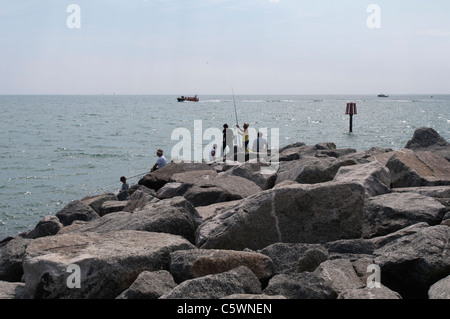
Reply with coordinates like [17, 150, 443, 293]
[378, 94, 389, 97]
[177, 95, 199, 102]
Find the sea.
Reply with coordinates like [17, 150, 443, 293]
[1, 94, 449, 239]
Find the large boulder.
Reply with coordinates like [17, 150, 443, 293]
[333, 161, 391, 198]
[195, 200, 243, 222]
[55, 200, 100, 226]
[405, 127, 450, 161]
[22, 230, 195, 299]
[138, 162, 215, 191]
[63, 197, 202, 244]
[196, 181, 365, 250]
[263, 272, 336, 299]
[116, 270, 177, 299]
[391, 185, 450, 211]
[428, 275, 450, 299]
[368, 222, 429, 249]
[183, 175, 261, 207]
[259, 242, 327, 274]
[99, 201, 126, 216]
[275, 156, 356, 185]
[0, 237, 32, 282]
[219, 162, 277, 190]
[160, 266, 262, 299]
[24, 216, 63, 239]
[123, 186, 159, 212]
[375, 149, 450, 187]
[363, 192, 447, 238]
[313, 259, 364, 294]
[373, 225, 450, 299]
[169, 249, 275, 284]
[278, 142, 356, 162]
[81, 193, 118, 215]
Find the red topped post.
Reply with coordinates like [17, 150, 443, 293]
[346, 103, 357, 132]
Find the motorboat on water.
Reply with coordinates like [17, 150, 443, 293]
[177, 95, 199, 102]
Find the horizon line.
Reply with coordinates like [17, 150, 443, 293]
[0, 93, 448, 96]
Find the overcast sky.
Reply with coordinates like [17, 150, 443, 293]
[1, 0, 450, 95]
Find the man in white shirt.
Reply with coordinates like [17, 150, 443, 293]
[151, 149, 167, 172]
[252, 132, 268, 153]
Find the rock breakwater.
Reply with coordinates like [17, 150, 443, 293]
[1, 127, 449, 299]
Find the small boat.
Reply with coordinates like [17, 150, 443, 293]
[177, 95, 199, 102]
[378, 94, 389, 97]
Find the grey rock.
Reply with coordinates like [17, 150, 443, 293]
[338, 286, 402, 299]
[183, 175, 261, 207]
[363, 192, 447, 238]
[325, 238, 377, 256]
[341, 147, 393, 164]
[154, 170, 262, 207]
[123, 185, 159, 212]
[22, 230, 195, 299]
[25, 215, 63, 239]
[375, 149, 450, 187]
[160, 266, 262, 299]
[169, 249, 275, 284]
[259, 242, 326, 273]
[405, 127, 450, 161]
[263, 272, 336, 299]
[197, 181, 365, 250]
[116, 270, 177, 299]
[373, 225, 450, 299]
[275, 156, 357, 185]
[368, 222, 429, 249]
[333, 161, 391, 197]
[0, 237, 32, 282]
[156, 182, 191, 200]
[81, 193, 118, 215]
[138, 162, 215, 191]
[64, 197, 201, 244]
[392, 185, 450, 211]
[428, 275, 450, 299]
[313, 259, 364, 294]
[219, 162, 277, 190]
[99, 200, 126, 216]
[55, 200, 100, 226]
[296, 247, 329, 273]
[195, 200, 243, 222]
[0, 281, 27, 299]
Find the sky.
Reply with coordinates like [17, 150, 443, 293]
[1, 0, 450, 95]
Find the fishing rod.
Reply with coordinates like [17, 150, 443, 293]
[101, 171, 149, 189]
[232, 86, 239, 126]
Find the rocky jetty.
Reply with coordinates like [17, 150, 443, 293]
[1, 127, 449, 299]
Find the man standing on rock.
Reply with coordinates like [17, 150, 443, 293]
[222, 124, 235, 161]
[151, 149, 167, 172]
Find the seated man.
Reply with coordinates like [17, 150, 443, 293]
[117, 176, 129, 201]
[151, 149, 167, 172]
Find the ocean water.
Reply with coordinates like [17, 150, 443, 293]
[1, 94, 449, 239]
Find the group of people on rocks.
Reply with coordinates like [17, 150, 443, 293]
[117, 123, 269, 200]
[210, 123, 268, 162]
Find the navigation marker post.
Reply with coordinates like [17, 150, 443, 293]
[345, 102, 357, 133]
